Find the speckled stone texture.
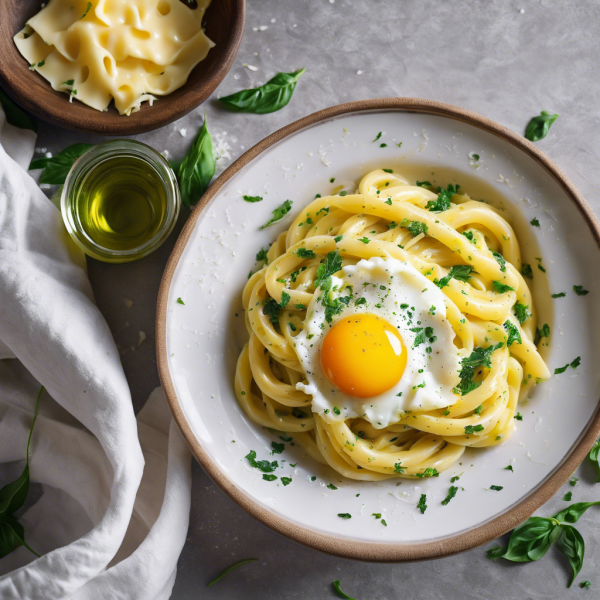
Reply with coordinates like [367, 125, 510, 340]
[29, 0, 600, 598]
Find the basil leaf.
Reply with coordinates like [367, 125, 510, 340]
[588, 438, 600, 482]
[333, 580, 356, 600]
[0, 385, 42, 515]
[29, 143, 94, 185]
[500, 517, 561, 562]
[556, 525, 585, 587]
[177, 112, 215, 207]
[0, 88, 37, 132]
[260, 199, 293, 229]
[0, 514, 26, 559]
[553, 501, 600, 524]
[219, 69, 305, 114]
[207, 558, 258, 587]
[525, 111, 559, 142]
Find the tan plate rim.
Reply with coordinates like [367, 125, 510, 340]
[156, 98, 600, 562]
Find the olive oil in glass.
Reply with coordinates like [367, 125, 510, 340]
[61, 140, 180, 263]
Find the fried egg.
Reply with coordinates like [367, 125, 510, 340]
[294, 257, 462, 428]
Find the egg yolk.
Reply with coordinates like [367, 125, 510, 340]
[320, 314, 407, 398]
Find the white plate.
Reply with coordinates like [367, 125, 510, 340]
[157, 100, 600, 560]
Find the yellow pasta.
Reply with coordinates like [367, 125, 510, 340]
[14, 0, 214, 115]
[235, 169, 550, 481]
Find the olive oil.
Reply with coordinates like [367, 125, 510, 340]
[75, 155, 167, 252]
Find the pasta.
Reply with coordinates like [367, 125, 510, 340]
[14, 0, 214, 115]
[235, 169, 550, 481]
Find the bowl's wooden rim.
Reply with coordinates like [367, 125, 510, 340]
[156, 98, 600, 562]
[0, 0, 245, 135]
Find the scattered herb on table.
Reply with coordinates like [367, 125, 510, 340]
[525, 111, 559, 142]
[487, 500, 600, 587]
[219, 69, 305, 114]
[333, 580, 356, 600]
[177, 112, 215, 206]
[207, 558, 258, 587]
[589, 438, 600, 482]
[0, 386, 43, 559]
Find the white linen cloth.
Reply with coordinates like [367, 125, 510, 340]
[0, 105, 192, 599]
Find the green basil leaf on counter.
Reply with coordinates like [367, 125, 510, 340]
[0, 386, 43, 559]
[30, 143, 94, 184]
[0, 88, 37, 132]
[219, 69, 306, 114]
[177, 112, 215, 207]
[553, 501, 600, 524]
[556, 525, 585, 587]
[524, 111, 559, 142]
[493, 517, 561, 563]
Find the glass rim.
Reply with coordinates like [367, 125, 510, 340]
[61, 139, 181, 263]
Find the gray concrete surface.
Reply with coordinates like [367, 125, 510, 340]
[32, 0, 600, 598]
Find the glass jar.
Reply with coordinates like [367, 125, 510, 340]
[61, 139, 180, 263]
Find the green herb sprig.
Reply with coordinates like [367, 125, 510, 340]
[29, 143, 94, 184]
[207, 558, 258, 587]
[0, 386, 43, 559]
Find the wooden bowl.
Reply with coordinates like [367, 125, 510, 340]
[0, 0, 245, 135]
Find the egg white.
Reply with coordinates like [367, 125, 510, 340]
[294, 257, 462, 429]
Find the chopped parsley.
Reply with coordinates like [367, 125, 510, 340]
[280, 291, 290, 308]
[513, 302, 531, 324]
[358, 236, 370, 244]
[552, 292, 566, 298]
[441, 486, 458, 506]
[334, 235, 343, 243]
[262, 474, 277, 481]
[454, 343, 504, 395]
[537, 323, 551, 339]
[327, 484, 338, 490]
[426, 183, 460, 212]
[416, 180, 431, 188]
[383, 168, 393, 173]
[492, 252, 506, 272]
[505, 465, 514, 472]
[260, 199, 293, 229]
[337, 513, 352, 519]
[574, 285, 589, 296]
[296, 247, 316, 259]
[514, 412, 523, 421]
[554, 356, 581, 375]
[80, 1, 92, 19]
[435, 265, 474, 288]
[417, 494, 428, 514]
[521, 264, 533, 278]
[373, 132, 382, 142]
[492, 281, 515, 293]
[415, 468, 439, 478]
[462, 230, 475, 243]
[271, 442, 284, 454]
[176, 297, 185, 305]
[570, 477, 578, 486]
[243, 194, 263, 203]
[281, 477, 292, 486]
[394, 462, 405, 473]
[339, 191, 348, 196]
[263, 298, 283, 326]
[315, 250, 342, 289]
[530, 217, 540, 227]
[400, 218, 428, 237]
[256, 247, 268, 262]
[503, 320, 522, 346]
[245, 450, 278, 473]
[580, 581, 591, 589]
[490, 485, 503, 491]
[563, 492, 573, 501]
[464, 424, 484, 435]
